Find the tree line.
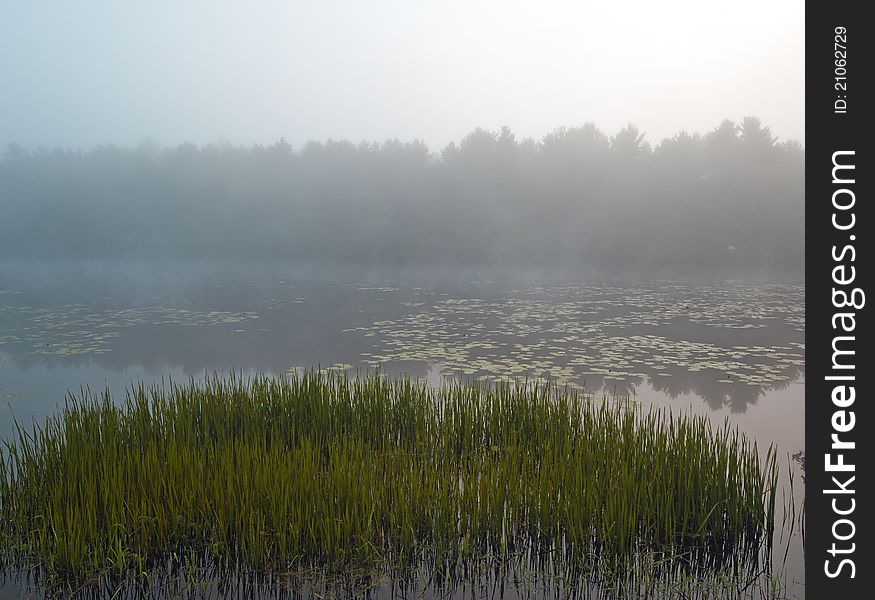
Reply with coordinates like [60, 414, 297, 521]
[0, 117, 803, 278]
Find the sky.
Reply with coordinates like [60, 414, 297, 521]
[0, 0, 804, 151]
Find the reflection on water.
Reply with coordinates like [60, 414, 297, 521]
[0, 270, 805, 598]
[0, 554, 789, 600]
[346, 283, 803, 412]
[0, 279, 802, 412]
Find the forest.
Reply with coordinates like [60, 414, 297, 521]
[0, 117, 803, 278]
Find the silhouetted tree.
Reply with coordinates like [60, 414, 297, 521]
[610, 124, 651, 162]
[739, 116, 777, 149]
[0, 119, 803, 277]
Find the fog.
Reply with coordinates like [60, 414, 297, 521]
[1, 1, 803, 279]
[1, 118, 801, 278]
[1, 1, 803, 150]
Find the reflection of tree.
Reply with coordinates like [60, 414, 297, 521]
[589, 376, 643, 399]
[648, 371, 765, 412]
[647, 365, 803, 412]
[2, 280, 804, 416]
[575, 310, 803, 413]
[577, 365, 802, 413]
[541, 347, 802, 413]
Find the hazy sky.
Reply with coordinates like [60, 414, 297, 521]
[1, 0, 804, 151]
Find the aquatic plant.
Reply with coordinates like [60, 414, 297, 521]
[0, 371, 777, 590]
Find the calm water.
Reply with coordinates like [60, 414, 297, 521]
[0, 265, 805, 598]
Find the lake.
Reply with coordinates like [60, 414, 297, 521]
[0, 263, 805, 598]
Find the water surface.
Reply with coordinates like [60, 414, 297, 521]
[0, 265, 805, 598]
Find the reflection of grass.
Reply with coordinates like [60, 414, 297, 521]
[0, 371, 777, 592]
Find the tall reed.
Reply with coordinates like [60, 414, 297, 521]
[0, 371, 777, 588]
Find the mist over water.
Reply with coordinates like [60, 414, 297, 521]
[0, 117, 805, 597]
[1, 118, 802, 279]
[0, 0, 805, 595]
[0, 265, 805, 598]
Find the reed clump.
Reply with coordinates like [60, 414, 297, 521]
[0, 371, 777, 587]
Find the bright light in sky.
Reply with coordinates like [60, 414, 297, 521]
[0, 0, 804, 150]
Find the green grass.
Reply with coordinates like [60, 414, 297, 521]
[0, 370, 777, 591]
